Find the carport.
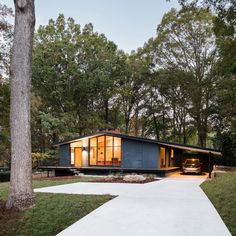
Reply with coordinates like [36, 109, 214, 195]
[158, 142, 222, 178]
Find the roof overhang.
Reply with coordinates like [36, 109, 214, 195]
[52, 132, 222, 156]
[158, 142, 222, 156]
[51, 133, 105, 147]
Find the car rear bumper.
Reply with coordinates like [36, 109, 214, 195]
[183, 168, 201, 174]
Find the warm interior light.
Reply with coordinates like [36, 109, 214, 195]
[70, 141, 82, 148]
[160, 147, 166, 167]
[70, 148, 75, 165]
[171, 149, 174, 158]
[89, 135, 121, 166]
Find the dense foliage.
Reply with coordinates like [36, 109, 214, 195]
[178, 0, 236, 164]
[0, 4, 12, 166]
[0, 3, 235, 165]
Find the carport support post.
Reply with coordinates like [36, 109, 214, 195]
[208, 152, 213, 179]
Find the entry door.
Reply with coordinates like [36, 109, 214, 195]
[74, 147, 82, 167]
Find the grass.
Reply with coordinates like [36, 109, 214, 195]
[0, 177, 114, 236]
[0, 176, 98, 201]
[201, 172, 236, 236]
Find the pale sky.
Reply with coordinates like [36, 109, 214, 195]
[2, 0, 180, 53]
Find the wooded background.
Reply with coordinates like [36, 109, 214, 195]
[0, 0, 235, 166]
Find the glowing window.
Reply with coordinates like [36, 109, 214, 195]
[70, 141, 82, 148]
[89, 137, 97, 165]
[160, 147, 166, 167]
[89, 135, 121, 166]
[171, 149, 174, 158]
[70, 148, 75, 165]
[97, 136, 105, 165]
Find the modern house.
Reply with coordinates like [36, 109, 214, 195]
[51, 129, 222, 176]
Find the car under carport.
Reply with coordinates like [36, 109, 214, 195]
[158, 141, 222, 177]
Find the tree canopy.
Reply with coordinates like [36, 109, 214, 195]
[0, 3, 235, 166]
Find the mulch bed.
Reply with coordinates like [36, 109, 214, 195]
[32, 175, 159, 184]
[88, 177, 158, 184]
[0, 200, 21, 229]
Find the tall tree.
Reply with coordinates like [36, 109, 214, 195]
[7, 0, 35, 209]
[32, 15, 124, 148]
[118, 52, 149, 134]
[177, 0, 236, 164]
[139, 67, 194, 143]
[145, 7, 217, 147]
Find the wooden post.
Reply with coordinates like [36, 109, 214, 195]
[208, 152, 212, 178]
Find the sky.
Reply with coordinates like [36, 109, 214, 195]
[2, 0, 180, 53]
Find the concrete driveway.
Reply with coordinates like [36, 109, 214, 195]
[167, 171, 209, 180]
[35, 177, 231, 236]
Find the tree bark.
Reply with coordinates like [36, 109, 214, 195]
[125, 117, 129, 134]
[183, 111, 187, 144]
[198, 126, 207, 147]
[133, 107, 139, 136]
[104, 99, 109, 124]
[6, 0, 35, 210]
[152, 113, 159, 140]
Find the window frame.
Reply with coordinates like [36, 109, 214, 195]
[88, 135, 121, 167]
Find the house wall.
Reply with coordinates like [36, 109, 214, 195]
[59, 144, 70, 166]
[122, 139, 159, 169]
[57, 135, 213, 173]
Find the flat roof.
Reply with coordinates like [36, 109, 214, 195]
[52, 132, 222, 156]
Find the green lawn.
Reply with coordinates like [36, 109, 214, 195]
[0, 176, 97, 201]
[0, 177, 114, 236]
[201, 172, 236, 236]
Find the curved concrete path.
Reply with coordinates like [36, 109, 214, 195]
[35, 177, 231, 236]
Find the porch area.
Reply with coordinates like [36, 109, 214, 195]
[38, 166, 180, 177]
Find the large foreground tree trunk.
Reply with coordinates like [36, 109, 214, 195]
[6, 0, 35, 210]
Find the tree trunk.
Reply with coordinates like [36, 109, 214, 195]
[172, 104, 177, 142]
[198, 126, 207, 147]
[152, 113, 159, 140]
[183, 112, 187, 144]
[125, 117, 129, 134]
[104, 99, 109, 124]
[7, 0, 35, 210]
[162, 101, 167, 140]
[124, 106, 131, 134]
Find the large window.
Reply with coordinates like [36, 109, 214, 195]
[113, 137, 121, 166]
[89, 135, 121, 166]
[97, 136, 105, 165]
[105, 136, 113, 165]
[90, 137, 97, 165]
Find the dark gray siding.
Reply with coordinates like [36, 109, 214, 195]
[59, 144, 70, 166]
[122, 139, 159, 169]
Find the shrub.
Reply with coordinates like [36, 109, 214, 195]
[0, 171, 10, 182]
[32, 150, 58, 168]
[213, 131, 236, 166]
